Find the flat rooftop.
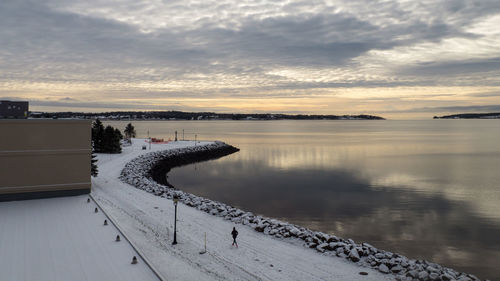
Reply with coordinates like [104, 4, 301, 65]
[0, 195, 160, 281]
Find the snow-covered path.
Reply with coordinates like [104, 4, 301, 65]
[91, 139, 393, 281]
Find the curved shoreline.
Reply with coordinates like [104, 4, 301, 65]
[119, 142, 482, 281]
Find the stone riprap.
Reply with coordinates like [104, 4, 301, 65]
[119, 142, 485, 281]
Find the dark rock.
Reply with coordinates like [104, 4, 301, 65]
[338, 252, 347, 259]
[317, 243, 328, 253]
[336, 247, 345, 255]
[327, 236, 340, 243]
[407, 270, 419, 278]
[391, 265, 403, 273]
[429, 273, 439, 280]
[441, 273, 454, 281]
[255, 224, 265, 232]
[418, 271, 429, 280]
[349, 248, 360, 262]
[378, 264, 390, 274]
[355, 246, 364, 256]
[427, 266, 440, 273]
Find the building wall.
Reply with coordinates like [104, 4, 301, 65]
[0, 119, 91, 201]
[0, 101, 29, 119]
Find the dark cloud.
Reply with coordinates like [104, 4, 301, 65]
[400, 58, 500, 77]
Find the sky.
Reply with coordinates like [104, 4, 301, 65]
[1, 0, 500, 119]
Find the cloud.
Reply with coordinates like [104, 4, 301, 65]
[399, 58, 500, 77]
[381, 104, 500, 113]
[1, 0, 500, 114]
[467, 91, 500, 97]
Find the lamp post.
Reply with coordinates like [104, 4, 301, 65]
[148, 130, 151, 150]
[172, 195, 179, 245]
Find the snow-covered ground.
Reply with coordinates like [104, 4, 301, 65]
[91, 139, 393, 281]
[0, 195, 160, 281]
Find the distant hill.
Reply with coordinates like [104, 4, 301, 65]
[29, 110, 385, 120]
[433, 113, 500, 119]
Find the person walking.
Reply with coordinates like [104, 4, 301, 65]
[231, 227, 238, 248]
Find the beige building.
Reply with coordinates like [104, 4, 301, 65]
[0, 119, 91, 201]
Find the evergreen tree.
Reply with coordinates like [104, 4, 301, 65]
[124, 123, 136, 139]
[102, 125, 122, 153]
[114, 128, 123, 140]
[91, 152, 98, 177]
[91, 119, 122, 154]
[91, 119, 105, 152]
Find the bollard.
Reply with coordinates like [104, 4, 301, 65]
[104, 220, 108, 226]
[131, 256, 138, 264]
[87, 198, 90, 203]
[94, 207, 98, 213]
[116, 235, 121, 242]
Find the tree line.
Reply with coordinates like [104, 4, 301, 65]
[91, 120, 136, 177]
[30, 110, 385, 120]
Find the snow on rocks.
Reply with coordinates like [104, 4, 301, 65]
[119, 141, 485, 281]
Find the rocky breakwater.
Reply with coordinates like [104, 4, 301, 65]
[119, 142, 486, 281]
[149, 142, 239, 187]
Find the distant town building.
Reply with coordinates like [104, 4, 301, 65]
[0, 119, 91, 201]
[0, 100, 29, 119]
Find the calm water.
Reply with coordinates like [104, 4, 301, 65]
[106, 120, 500, 280]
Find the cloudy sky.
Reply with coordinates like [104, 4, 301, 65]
[1, 0, 499, 118]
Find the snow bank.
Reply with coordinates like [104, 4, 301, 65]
[119, 142, 482, 281]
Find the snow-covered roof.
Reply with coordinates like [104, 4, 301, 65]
[0, 195, 160, 281]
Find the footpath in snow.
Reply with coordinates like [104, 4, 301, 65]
[92, 139, 480, 281]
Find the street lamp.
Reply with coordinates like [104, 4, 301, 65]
[172, 195, 179, 245]
[148, 130, 151, 150]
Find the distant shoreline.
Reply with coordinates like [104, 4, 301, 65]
[434, 112, 500, 119]
[28, 110, 385, 121]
